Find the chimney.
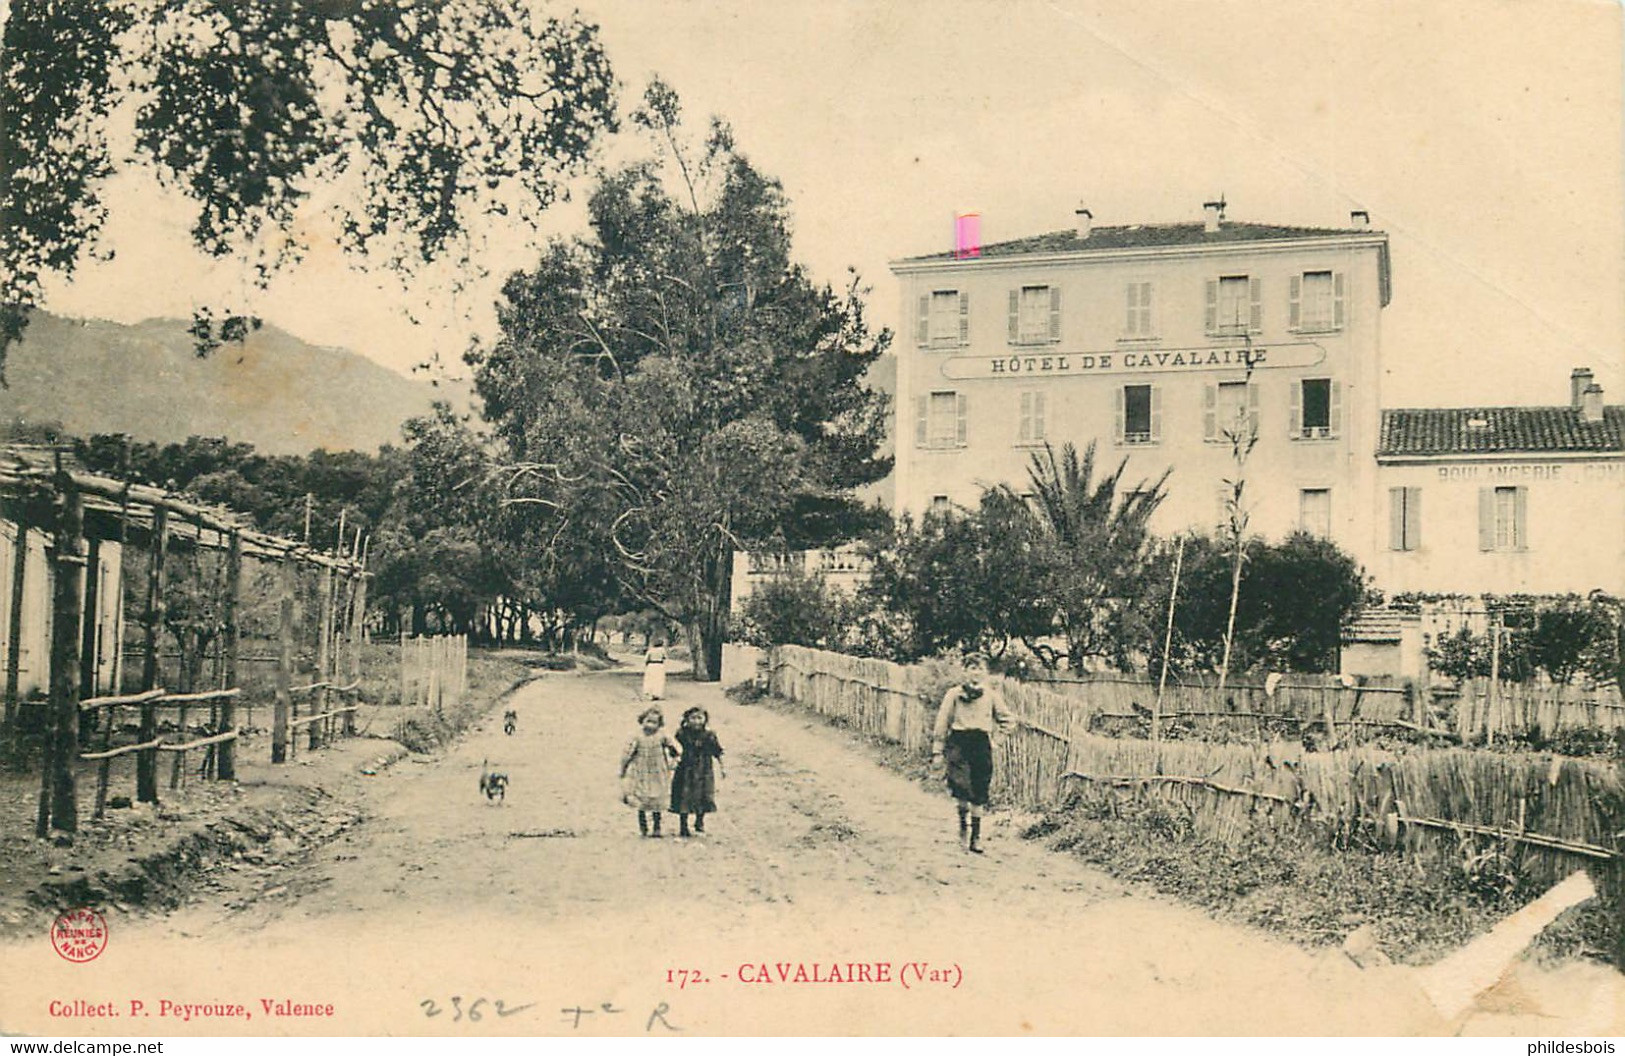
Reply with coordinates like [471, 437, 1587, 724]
[1203, 198, 1226, 233]
[1581, 382, 1605, 423]
[1350, 209, 1370, 229]
[1075, 204, 1093, 240]
[1571, 366, 1594, 407]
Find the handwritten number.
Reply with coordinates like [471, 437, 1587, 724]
[420, 1000, 441, 1018]
[495, 1000, 534, 1018]
[450, 996, 463, 1022]
[468, 998, 485, 1023]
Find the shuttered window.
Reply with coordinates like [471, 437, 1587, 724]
[921, 290, 965, 347]
[1209, 381, 1256, 441]
[1389, 486, 1421, 551]
[1209, 275, 1259, 336]
[1010, 285, 1060, 345]
[1018, 391, 1047, 444]
[1115, 385, 1163, 444]
[1291, 378, 1341, 438]
[917, 391, 967, 448]
[1478, 486, 1528, 551]
[1125, 281, 1153, 336]
[1290, 271, 1345, 332]
[1299, 488, 1331, 537]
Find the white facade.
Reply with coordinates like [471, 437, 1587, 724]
[0, 522, 124, 697]
[890, 205, 1390, 563]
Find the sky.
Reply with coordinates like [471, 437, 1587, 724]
[38, 0, 1625, 409]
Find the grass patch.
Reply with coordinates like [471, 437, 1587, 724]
[1024, 789, 1615, 966]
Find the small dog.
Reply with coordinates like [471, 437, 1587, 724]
[479, 759, 508, 803]
[502, 709, 517, 735]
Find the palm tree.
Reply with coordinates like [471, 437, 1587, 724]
[1001, 440, 1171, 672]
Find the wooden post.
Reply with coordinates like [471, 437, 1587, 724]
[137, 506, 168, 803]
[78, 536, 100, 707]
[1488, 612, 1502, 747]
[272, 560, 294, 764]
[313, 564, 332, 750]
[45, 474, 86, 837]
[218, 531, 241, 780]
[345, 572, 366, 736]
[4, 504, 29, 747]
[1153, 536, 1184, 744]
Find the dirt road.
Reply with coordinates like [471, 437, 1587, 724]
[3, 661, 1620, 1036]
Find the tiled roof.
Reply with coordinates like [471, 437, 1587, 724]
[1342, 608, 1419, 644]
[899, 221, 1374, 262]
[1378, 406, 1625, 457]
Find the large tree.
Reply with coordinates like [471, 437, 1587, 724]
[470, 81, 890, 680]
[1001, 441, 1170, 672]
[0, 0, 617, 361]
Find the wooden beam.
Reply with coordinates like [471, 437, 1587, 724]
[157, 729, 239, 752]
[79, 688, 167, 710]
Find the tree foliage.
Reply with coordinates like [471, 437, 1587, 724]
[1152, 531, 1366, 676]
[470, 80, 890, 679]
[0, 0, 618, 360]
[1000, 440, 1169, 671]
[860, 493, 1051, 661]
[734, 569, 853, 651]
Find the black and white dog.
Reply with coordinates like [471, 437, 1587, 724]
[479, 759, 508, 803]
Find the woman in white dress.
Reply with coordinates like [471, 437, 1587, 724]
[642, 639, 668, 700]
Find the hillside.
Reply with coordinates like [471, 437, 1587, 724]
[0, 312, 451, 455]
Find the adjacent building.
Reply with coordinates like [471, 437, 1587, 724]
[889, 200, 1391, 559]
[1371, 368, 1623, 596]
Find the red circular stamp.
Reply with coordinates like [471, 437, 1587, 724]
[50, 908, 108, 963]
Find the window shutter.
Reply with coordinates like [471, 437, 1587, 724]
[1141, 282, 1153, 334]
[1125, 283, 1138, 334]
[1247, 383, 1260, 437]
[1202, 383, 1217, 440]
[1288, 275, 1302, 329]
[958, 292, 970, 345]
[1248, 277, 1263, 332]
[1007, 289, 1019, 342]
[955, 393, 968, 445]
[914, 396, 928, 447]
[1329, 380, 1343, 435]
[1114, 387, 1126, 443]
[1389, 488, 1405, 551]
[916, 294, 930, 346]
[1204, 280, 1218, 335]
[1049, 286, 1062, 342]
[1034, 392, 1047, 440]
[1018, 392, 1032, 442]
[1289, 381, 1303, 438]
[1477, 488, 1495, 550]
[1150, 385, 1163, 442]
[1333, 271, 1346, 329]
[1406, 487, 1422, 550]
[1514, 486, 1528, 549]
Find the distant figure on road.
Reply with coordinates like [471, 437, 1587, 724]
[620, 706, 679, 838]
[642, 639, 668, 700]
[670, 706, 725, 837]
[930, 653, 1015, 853]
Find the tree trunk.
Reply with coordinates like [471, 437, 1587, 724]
[689, 541, 734, 683]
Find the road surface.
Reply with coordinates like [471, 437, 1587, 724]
[3, 661, 1619, 1036]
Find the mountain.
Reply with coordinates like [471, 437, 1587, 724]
[0, 312, 453, 455]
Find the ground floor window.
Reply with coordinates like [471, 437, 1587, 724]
[1299, 488, 1331, 537]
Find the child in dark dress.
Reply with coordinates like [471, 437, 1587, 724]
[670, 706, 725, 837]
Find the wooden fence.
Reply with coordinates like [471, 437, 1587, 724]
[1029, 670, 1625, 746]
[768, 646, 1625, 885]
[401, 634, 468, 714]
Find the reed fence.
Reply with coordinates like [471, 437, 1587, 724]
[768, 646, 1625, 885]
[400, 633, 468, 713]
